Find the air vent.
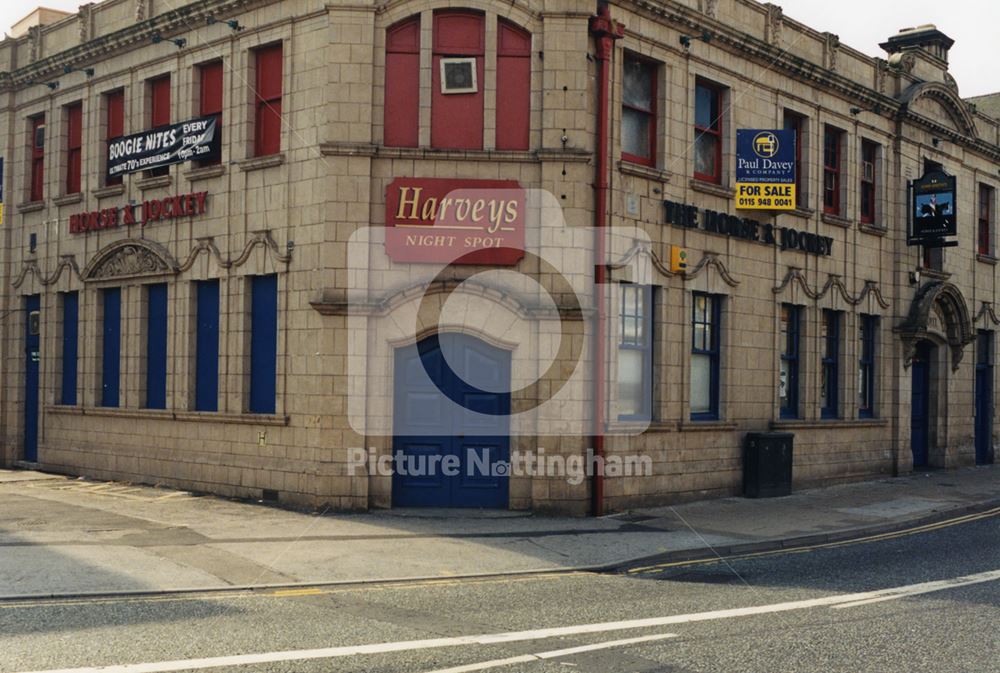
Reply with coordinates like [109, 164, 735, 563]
[440, 58, 477, 94]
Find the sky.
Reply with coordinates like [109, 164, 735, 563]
[2, 0, 997, 97]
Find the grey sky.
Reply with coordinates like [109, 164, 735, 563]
[2, 0, 997, 97]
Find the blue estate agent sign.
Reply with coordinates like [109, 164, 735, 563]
[735, 129, 796, 210]
[106, 116, 220, 180]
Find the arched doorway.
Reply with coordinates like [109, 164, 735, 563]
[392, 333, 511, 508]
[910, 341, 934, 468]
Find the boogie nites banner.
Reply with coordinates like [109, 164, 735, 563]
[106, 116, 220, 179]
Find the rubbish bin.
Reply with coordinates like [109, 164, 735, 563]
[743, 432, 793, 497]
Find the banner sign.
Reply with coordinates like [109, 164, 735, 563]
[909, 170, 957, 244]
[107, 116, 220, 180]
[735, 129, 796, 210]
[385, 178, 525, 265]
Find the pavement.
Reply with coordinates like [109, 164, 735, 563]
[0, 465, 997, 600]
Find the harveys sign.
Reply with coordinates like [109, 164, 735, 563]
[385, 178, 525, 265]
[69, 191, 208, 234]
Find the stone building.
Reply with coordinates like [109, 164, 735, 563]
[0, 0, 996, 515]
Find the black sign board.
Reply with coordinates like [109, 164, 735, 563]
[107, 116, 220, 180]
[908, 170, 957, 245]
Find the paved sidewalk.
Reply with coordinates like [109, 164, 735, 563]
[0, 466, 997, 599]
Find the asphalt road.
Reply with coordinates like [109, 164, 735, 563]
[2, 511, 999, 673]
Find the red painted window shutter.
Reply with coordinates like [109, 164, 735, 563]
[66, 103, 82, 194]
[105, 90, 124, 186]
[150, 75, 171, 127]
[30, 115, 45, 201]
[199, 61, 224, 165]
[384, 17, 420, 148]
[255, 44, 283, 156]
[431, 11, 484, 150]
[496, 20, 531, 151]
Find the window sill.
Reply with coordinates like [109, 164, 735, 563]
[689, 179, 733, 199]
[17, 200, 45, 213]
[858, 222, 887, 236]
[619, 161, 672, 183]
[53, 193, 83, 207]
[45, 405, 289, 426]
[678, 420, 738, 432]
[237, 153, 286, 172]
[976, 253, 998, 266]
[606, 420, 677, 434]
[782, 206, 814, 220]
[317, 144, 594, 164]
[94, 184, 125, 200]
[136, 174, 173, 191]
[820, 212, 852, 228]
[184, 164, 226, 181]
[919, 267, 952, 281]
[770, 418, 889, 430]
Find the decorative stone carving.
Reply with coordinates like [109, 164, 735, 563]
[135, 0, 148, 23]
[898, 281, 975, 371]
[823, 32, 839, 71]
[78, 3, 93, 43]
[874, 58, 888, 94]
[27, 25, 40, 62]
[764, 3, 782, 47]
[83, 239, 178, 281]
[699, 0, 718, 19]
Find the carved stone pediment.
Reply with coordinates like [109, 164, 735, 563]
[897, 281, 974, 371]
[83, 239, 178, 281]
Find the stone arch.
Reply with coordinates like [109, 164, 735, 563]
[81, 238, 178, 282]
[899, 81, 978, 139]
[897, 281, 974, 371]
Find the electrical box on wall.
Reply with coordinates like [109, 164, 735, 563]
[669, 245, 688, 273]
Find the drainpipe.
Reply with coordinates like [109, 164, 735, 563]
[588, 2, 623, 516]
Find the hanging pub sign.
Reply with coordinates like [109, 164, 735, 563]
[735, 129, 796, 210]
[385, 178, 525, 265]
[106, 116, 220, 180]
[908, 170, 957, 246]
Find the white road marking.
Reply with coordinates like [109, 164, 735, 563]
[16, 568, 1000, 673]
[417, 633, 679, 673]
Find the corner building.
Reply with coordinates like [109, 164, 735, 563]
[1, 0, 997, 515]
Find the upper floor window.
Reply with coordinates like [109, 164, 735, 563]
[65, 102, 82, 195]
[432, 11, 485, 150]
[384, 17, 421, 148]
[29, 114, 45, 202]
[147, 75, 171, 177]
[254, 43, 283, 157]
[496, 19, 531, 151]
[823, 125, 843, 215]
[104, 90, 125, 187]
[783, 110, 806, 208]
[694, 79, 723, 183]
[618, 284, 653, 421]
[621, 53, 657, 166]
[860, 139, 878, 224]
[198, 61, 224, 167]
[979, 183, 995, 257]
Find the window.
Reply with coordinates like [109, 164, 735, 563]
[384, 17, 420, 148]
[979, 183, 994, 257]
[496, 19, 531, 151]
[618, 284, 652, 420]
[105, 90, 125, 186]
[823, 125, 843, 215]
[65, 102, 82, 194]
[783, 110, 806, 208]
[195, 280, 220, 412]
[859, 315, 877, 418]
[146, 284, 168, 409]
[254, 44, 283, 157]
[101, 288, 121, 408]
[694, 80, 722, 183]
[249, 275, 278, 414]
[198, 61, 223, 167]
[860, 140, 878, 224]
[431, 11, 485, 150]
[146, 75, 171, 177]
[60, 291, 78, 406]
[779, 304, 801, 418]
[29, 114, 45, 201]
[691, 293, 721, 420]
[622, 54, 656, 165]
[820, 310, 840, 419]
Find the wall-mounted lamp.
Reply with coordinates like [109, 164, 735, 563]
[931, 137, 941, 148]
[680, 31, 712, 49]
[63, 65, 95, 77]
[43, 81, 59, 90]
[152, 33, 186, 48]
[207, 16, 243, 31]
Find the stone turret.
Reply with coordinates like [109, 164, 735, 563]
[880, 25, 955, 84]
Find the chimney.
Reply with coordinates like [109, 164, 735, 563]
[880, 24, 954, 65]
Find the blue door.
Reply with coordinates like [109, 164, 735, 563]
[24, 295, 41, 462]
[911, 342, 931, 468]
[975, 331, 994, 465]
[393, 333, 510, 508]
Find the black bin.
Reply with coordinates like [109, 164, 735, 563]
[743, 432, 793, 498]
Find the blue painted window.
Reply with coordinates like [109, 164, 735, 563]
[101, 288, 121, 408]
[249, 275, 278, 414]
[779, 304, 801, 418]
[691, 293, 721, 420]
[617, 284, 653, 421]
[61, 292, 78, 406]
[820, 310, 840, 419]
[859, 315, 878, 418]
[195, 280, 220, 412]
[146, 284, 168, 409]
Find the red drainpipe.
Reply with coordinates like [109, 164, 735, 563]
[588, 2, 623, 516]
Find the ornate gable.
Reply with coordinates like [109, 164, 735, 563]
[82, 239, 178, 281]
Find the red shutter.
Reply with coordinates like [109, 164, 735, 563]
[496, 20, 531, 151]
[255, 44, 283, 156]
[30, 115, 45, 201]
[150, 75, 171, 127]
[106, 90, 124, 186]
[384, 17, 420, 148]
[199, 61, 224, 166]
[66, 103, 82, 194]
[431, 11, 484, 150]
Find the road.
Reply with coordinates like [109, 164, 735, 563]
[2, 508, 998, 673]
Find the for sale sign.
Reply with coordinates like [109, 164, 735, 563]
[735, 129, 796, 210]
[107, 116, 220, 180]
